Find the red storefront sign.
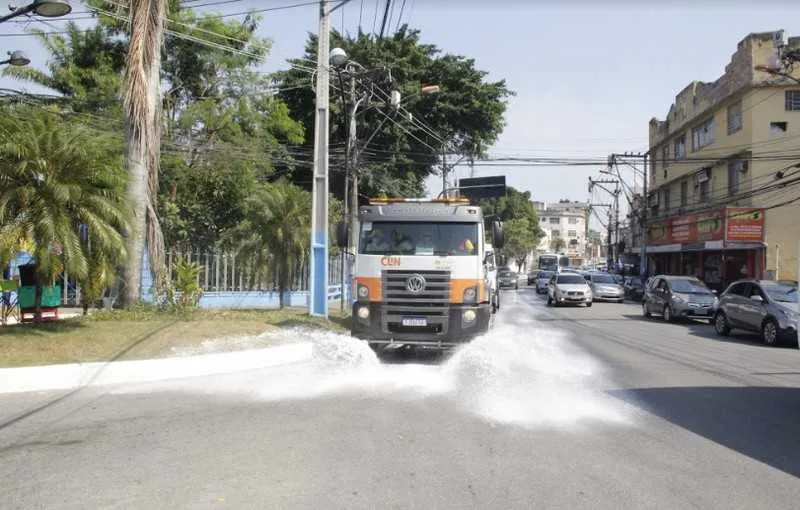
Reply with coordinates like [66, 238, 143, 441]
[647, 207, 764, 245]
[726, 208, 765, 242]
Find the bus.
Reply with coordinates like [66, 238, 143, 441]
[538, 253, 559, 272]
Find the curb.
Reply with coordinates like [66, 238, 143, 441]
[0, 342, 313, 395]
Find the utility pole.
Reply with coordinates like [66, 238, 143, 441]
[606, 151, 649, 276]
[309, 0, 331, 318]
[441, 146, 448, 197]
[589, 176, 620, 270]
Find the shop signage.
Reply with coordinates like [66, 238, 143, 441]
[726, 208, 765, 242]
[647, 207, 764, 245]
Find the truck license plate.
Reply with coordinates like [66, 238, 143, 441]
[402, 317, 427, 327]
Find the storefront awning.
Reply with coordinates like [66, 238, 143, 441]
[646, 240, 767, 253]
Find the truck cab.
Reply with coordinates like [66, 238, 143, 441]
[337, 197, 504, 349]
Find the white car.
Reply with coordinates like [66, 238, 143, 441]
[547, 273, 593, 307]
[534, 270, 555, 293]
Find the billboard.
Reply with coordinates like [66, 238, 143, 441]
[457, 176, 507, 202]
[646, 207, 765, 245]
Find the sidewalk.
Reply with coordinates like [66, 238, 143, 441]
[0, 341, 313, 394]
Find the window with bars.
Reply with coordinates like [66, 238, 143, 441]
[785, 90, 800, 111]
[692, 118, 716, 150]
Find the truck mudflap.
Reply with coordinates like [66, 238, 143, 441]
[350, 302, 492, 347]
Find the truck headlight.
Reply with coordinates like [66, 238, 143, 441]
[357, 284, 369, 299]
[463, 309, 477, 322]
[463, 286, 477, 304]
[357, 306, 370, 319]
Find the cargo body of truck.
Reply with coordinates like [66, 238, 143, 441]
[336, 197, 504, 349]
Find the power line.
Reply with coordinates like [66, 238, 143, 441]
[378, 0, 391, 39]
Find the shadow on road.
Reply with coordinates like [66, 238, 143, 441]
[612, 386, 800, 478]
[375, 346, 450, 366]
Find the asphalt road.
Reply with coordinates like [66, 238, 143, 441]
[1, 287, 799, 509]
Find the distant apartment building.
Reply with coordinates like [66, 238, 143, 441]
[533, 200, 589, 262]
[647, 30, 800, 287]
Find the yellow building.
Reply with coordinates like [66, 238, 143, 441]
[648, 30, 800, 289]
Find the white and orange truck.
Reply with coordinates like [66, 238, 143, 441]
[336, 197, 505, 350]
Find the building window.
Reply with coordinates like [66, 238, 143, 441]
[663, 188, 670, 212]
[727, 101, 742, 134]
[728, 160, 746, 195]
[674, 135, 686, 160]
[697, 168, 711, 201]
[567, 230, 577, 237]
[785, 90, 800, 111]
[770, 121, 788, 134]
[568, 216, 577, 224]
[541, 217, 546, 223]
[680, 180, 688, 206]
[569, 239, 578, 246]
[549, 217, 560, 224]
[691, 118, 715, 150]
[662, 146, 669, 170]
[551, 229, 560, 237]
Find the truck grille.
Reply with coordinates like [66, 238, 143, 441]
[382, 270, 450, 334]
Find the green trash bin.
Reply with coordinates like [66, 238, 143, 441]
[18, 285, 62, 308]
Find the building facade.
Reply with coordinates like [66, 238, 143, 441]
[533, 200, 589, 264]
[647, 30, 800, 289]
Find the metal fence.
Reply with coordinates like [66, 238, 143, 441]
[58, 250, 354, 307]
[163, 249, 353, 292]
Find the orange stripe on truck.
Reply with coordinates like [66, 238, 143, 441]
[354, 277, 381, 301]
[450, 278, 486, 304]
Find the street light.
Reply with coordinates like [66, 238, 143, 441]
[0, 50, 30, 66]
[0, 0, 72, 23]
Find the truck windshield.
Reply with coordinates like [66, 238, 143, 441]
[359, 222, 480, 256]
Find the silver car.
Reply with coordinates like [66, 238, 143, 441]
[642, 275, 718, 323]
[534, 270, 555, 294]
[547, 273, 593, 307]
[713, 279, 798, 346]
[585, 272, 625, 302]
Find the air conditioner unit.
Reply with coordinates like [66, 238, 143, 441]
[696, 168, 710, 184]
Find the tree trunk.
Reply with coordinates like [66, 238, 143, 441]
[34, 282, 42, 324]
[121, 0, 167, 307]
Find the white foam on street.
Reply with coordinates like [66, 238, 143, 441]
[109, 293, 633, 429]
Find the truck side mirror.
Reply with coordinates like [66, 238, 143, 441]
[335, 221, 349, 248]
[491, 220, 505, 249]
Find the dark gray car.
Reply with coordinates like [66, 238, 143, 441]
[713, 279, 798, 346]
[642, 275, 718, 323]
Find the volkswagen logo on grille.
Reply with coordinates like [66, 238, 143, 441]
[406, 274, 426, 294]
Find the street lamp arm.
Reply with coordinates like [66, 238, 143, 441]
[0, 3, 36, 23]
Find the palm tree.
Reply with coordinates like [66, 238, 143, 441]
[0, 107, 128, 321]
[121, 0, 168, 305]
[225, 180, 311, 309]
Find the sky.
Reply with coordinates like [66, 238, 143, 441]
[2, 0, 800, 232]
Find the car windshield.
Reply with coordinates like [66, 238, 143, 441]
[557, 274, 586, 284]
[669, 279, 711, 294]
[762, 283, 798, 303]
[591, 274, 617, 284]
[359, 221, 479, 256]
[499, 271, 514, 277]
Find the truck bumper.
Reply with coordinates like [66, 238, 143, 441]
[351, 302, 492, 347]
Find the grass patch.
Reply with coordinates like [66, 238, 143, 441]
[0, 307, 351, 368]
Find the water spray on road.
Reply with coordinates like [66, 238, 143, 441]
[116, 293, 633, 429]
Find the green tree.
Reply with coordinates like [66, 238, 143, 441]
[0, 107, 128, 321]
[550, 236, 566, 253]
[6, 2, 306, 256]
[479, 187, 543, 262]
[277, 27, 513, 199]
[503, 218, 538, 271]
[224, 180, 311, 309]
